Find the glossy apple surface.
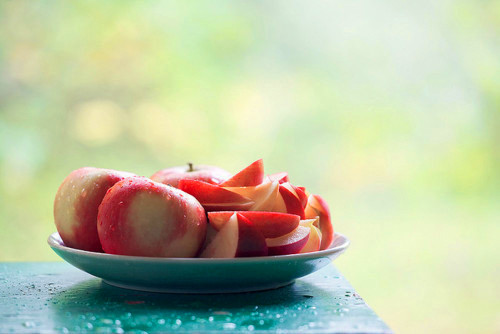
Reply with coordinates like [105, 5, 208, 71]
[266, 226, 310, 255]
[207, 211, 300, 238]
[178, 179, 254, 211]
[54, 167, 135, 252]
[223, 180, 279, 211]
[279, 184, 306, 219]
[299, 218, 322, 253]
[151, 163, 231, 188]
[220, 159, 264, 187]
[97, 177, 207, 257]
[200, 213, 268, 258]
[305, 194, 334, 250]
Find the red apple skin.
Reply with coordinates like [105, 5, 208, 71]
[151, 163, 231, 188]
[235, 214, 269, 257]
[266, 226, 310, 256]
[207, 211, 300, 238]
[305, 194, 334, 250]
[268, 172, 289, 184]
[178, 179, 254, 211]
[200, 213, 268, 258]
[97, 177, 207, 257]
[279, 185, 306, 219]
[54, 167, 136, 252]
[293, 186, 308, 208]
[220, 159, 264, 187]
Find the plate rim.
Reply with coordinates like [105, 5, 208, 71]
[48, 231, 349, 263]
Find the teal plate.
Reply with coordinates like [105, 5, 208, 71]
[48, 232, 349, 293]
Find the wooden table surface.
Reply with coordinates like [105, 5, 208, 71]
[0, 262, 391, 333]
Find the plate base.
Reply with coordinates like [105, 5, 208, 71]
[102, 279, 295, 294]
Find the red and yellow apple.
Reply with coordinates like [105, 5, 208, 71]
[220, 159, 264, 187]
[266, 225, 310, 255]
[53, 158, 336, 258]
[200, 213, 268, 258]
[299, 218, 322, 253]
[278, 184, 306, 219]
[97, 177, 207, 257]
[178, 179, 254, 211]
[305, 194, 334, 250]
[222, 180, 279, 211]
[53, 167, 135, 252]
[207, 211, 300, 238]
[151, 163, 231, 188]
[268, 172, 289, 184]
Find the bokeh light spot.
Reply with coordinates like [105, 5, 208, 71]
[71, 100, 125, 146]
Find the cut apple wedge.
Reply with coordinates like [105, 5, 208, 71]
[266, 226, 310, 256]
[223, 180, 279, 211]
[304, 194, 333, 250]
[198, 224, 219, 256]
[299, 218, 322, 253]
[271, 191, 287, 213]
[279, 184, 306, 219]
[178, 179, 254, 211]
[293, 186, 308, 209]
[200, 213, 268, 258]
[268, 172, 289, 184]
[208, 211, 300, 238]
[220, 159, 264, 187]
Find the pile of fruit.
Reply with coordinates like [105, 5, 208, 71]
[53, 159, 333, 258]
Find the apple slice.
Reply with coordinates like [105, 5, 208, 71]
[304, 194, 334, 250]
[299, 218, 322, 253]
[266, 226, 310, 256]
[178, 179, 254, 211]
[207, 211, 300, 238]
[293, 186, 308, 208]
[271, 192, 287, 213]
[279, 184, 306, 219]
[220, 159, 264, 187]
[268, 172, 289, 184]
[200, 213, 268, 258]
[280, 182, 307, 207]
[199, 224, 219, 256]
[223, 180, 279, 211]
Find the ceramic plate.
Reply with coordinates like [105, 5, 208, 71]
[48, 232, 349, 293]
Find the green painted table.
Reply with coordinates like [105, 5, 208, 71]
[0, 262, 391, 333]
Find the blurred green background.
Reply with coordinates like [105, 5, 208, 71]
[1, 1, 499, 333]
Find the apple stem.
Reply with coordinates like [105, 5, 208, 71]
[188, 162, 194, 172]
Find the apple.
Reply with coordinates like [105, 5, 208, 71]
[268, 172, 289, 184]
[279, 184, 306, 219]
[207, 211, 300, 238]
[271, 192, 287, 213]
[266, 226, 310, 255]
[178, 179, 254, 211]
[97, 177, 207, 257]
[150, 163, 231, 188]
[220, 159, 264, 187]
[199, 223, 218, 256]
[293, 186, 308, 208]
[200, 213, 268, 258]
[299, 218, 322, 253]
[304, 194, 334, 250]
[53, 167, 135, 252]
[223, 180, 279, 211]
[280, 182, 307, 208]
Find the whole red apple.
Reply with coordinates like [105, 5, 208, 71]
[97, 176, 207, 257]
[151, 163, 231, 188]
[53, 167, 135, 252]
